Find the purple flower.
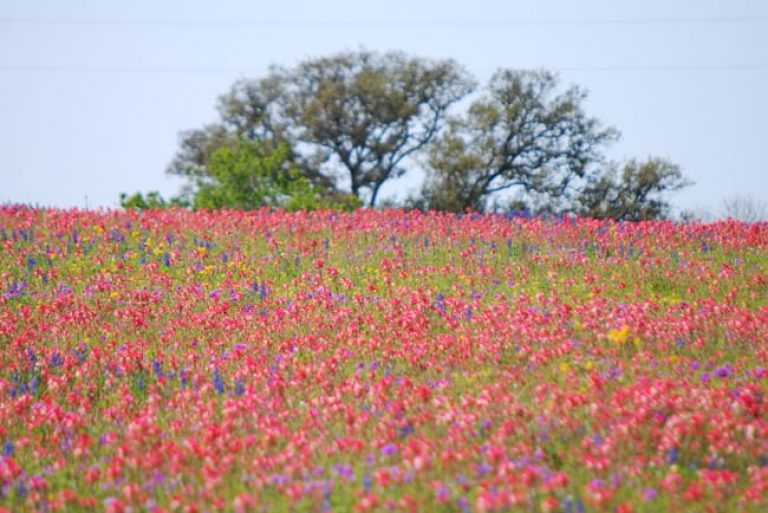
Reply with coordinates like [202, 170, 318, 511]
[589, 478, 605, 489]
[332, 464, 354, 481]
[642, 487, 658, 501]
[715, 365, 733, 378]
[381, 443, 398, 457]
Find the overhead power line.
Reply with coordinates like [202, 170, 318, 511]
[2, 15, 768, 28]
[557, 63, 768, 72]
[1, 63, 768, 74]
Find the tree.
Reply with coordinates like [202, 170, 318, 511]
[191, 139, 359, 211]
[165, 52, 689, 217]
[169, 49, 474, 208]
[124, 140, 359, 212]
[421, 69, 618, 212]
[577, 158, 691, 221]
[721, 195, 768, 222]
[119, 191, 188, 210]
[168, 74, 333, 195]
[278, 50, 475, 207]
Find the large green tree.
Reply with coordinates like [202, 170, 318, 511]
[124, 139, 359, 212]
[160, 51, 689, 219]
[167, 74, 315, 186]
[277, 50, 475, 206]
[169, 50, 474, 207]
[420, 69, 619, 213]
[192, 139, 338, 211]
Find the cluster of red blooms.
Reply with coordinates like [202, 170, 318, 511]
[0, 206, 767, 512]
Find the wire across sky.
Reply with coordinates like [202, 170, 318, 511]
[2, 15, 768, 27]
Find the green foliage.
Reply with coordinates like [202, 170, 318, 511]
[170, 49, 474, 207]
[124, 140, 359, 212]
[119, 191, 188, 210]
[421, 69, 619, 213]
[192, 139, 359, 212]
[577, 158, 692, 221]
[162, 50, 690, 218]
[279, 50, 475, 206]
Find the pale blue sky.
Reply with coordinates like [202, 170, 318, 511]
[2, 0, 767, 216]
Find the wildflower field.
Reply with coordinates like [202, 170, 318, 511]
[1, 207, 768, 513]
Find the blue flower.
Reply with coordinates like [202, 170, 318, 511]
[435, 292, 446, 314]
[213, 369, 225, 394]
[561, 497, 585, 513]
[152, 359, 163, 378]
[666, 447, 679, 465]
[49, 352, 64, 368]
[73, 344, 88, 363]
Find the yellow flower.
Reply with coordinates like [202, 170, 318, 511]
[607, 325, 630, 345]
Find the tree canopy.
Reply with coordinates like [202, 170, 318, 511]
[124, 49, 691, 219]
[168, 50, 474, 208]
[577, 158, 691, 221]
[419, 70, 619, 213]
[123, 139, 359, 212]
[278, 51, 475, 206]
[191, 140, 359, 212]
